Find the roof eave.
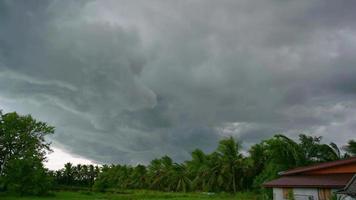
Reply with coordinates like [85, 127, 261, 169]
[263, 184, 345, 188]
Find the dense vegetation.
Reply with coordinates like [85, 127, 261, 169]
[1, 110, 356, 197]
[51, 134, 355, 196]
[0, 190, 258, 200]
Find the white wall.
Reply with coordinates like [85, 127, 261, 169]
[273, 188, 284, 200]
[272, 188, 354, 200]
[293, 188, 318, 200]
[273, 188, 318, 200]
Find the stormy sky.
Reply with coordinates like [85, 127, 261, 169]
[1, 0, 356, 168]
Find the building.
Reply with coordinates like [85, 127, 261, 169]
[337, 175, 356, 198]
[263, 157, 356, 200]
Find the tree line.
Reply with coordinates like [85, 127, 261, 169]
[51, 163, 100, 188]
[1, 111, 356, 196]
[51, 134, 356, 195]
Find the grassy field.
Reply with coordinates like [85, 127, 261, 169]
[0, 190, 260, 200]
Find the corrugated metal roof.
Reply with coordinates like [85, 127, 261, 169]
[280, 157, 356, 176]
[263, 174, 353, 188]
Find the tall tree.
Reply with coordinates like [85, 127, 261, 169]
[217, 137, 243, 193]
[0, 111, 54, 195]
[186, 149, 209, 191]
[148, 156, 174, 191]
[63, 162, 74, 185]
[205, 152, 224, 192]
[169, 163, 191, 192]
[253, 134, 345, 192]
[88, 165, 97, 186]
[129, 164, 147, 189]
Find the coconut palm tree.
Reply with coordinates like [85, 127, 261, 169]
[344, 140, 356, 156]
[205, 152, 225, 192]
[148, 156, 174, 191]
[63, 162, 74, 185]
[130, 164, 147, 189]
[217, 137, 243, 193]
[169, 163, 191, 192]
[88, 164, 96, 186]
[186, 149, 209, 191]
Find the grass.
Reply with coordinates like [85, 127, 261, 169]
[0, 190, 259, 200]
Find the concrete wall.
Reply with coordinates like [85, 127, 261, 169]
[273, 188, 317, 200]
[293, 188, 318, 200]
[272, 188, 356, 200]
[273, 188, 283, 200]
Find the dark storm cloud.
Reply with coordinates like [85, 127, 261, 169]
[0, 0, 356, 164]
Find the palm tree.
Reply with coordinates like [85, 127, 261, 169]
[247, 142, 269, 188]
[205, 152, 224, 192]
[169, 163, 191, 192]
[317, 142, 344, 161]
[148, 156, 173, 191]
[186, 149, 209, 191]
[344, 140, 356, 156]
[63, 162, 74, 185]
[298, 134, 343, 162]
[88, 165, 96, 186]
[329, 142, 342, 159]
[74, 164, 82, 184]
[130, 164, 147, 189]
[271, 135, 305, 167]
[81, 165, 89, 186]
[217, 137, 243, 193]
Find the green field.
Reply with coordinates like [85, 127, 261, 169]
[0, 191, 259, 200]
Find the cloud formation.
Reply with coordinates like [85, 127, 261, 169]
[1, 0, 356, 164]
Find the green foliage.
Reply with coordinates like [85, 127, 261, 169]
[1, 109, 352, 196]
[259, 188, 273, 200]
[130, 165, 148, 189]
[0, 111, 54, 195]
[252, 162, 281, 189]
[217, 137, 243, 193]
[0, 191, 260, 200]
[344, 140, 356, 156]
[250, 134, 346, 191]
[186, 149, 209, 191]
[53, 163, 100, 188]
[287, 190, 295, 200]
[4, 157, 52, 195]
[61, 133, 351, 194]
[90, 138, 245, 193]
[148, 156, 173, 191]
[331, 193, 346, 200]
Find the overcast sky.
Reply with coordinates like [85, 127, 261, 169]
[1, 0, 356, 169]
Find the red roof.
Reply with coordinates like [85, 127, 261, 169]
[264, 174, 354, 188]
[280, 157, 356, 176]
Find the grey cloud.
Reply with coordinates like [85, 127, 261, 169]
[0, 0, 355, 164]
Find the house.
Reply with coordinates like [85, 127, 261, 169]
[337, 174, 356, 198]
[263, 157, 356, 200]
